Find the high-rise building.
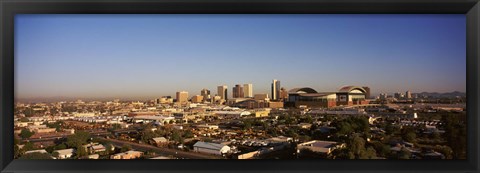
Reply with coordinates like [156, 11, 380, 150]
[271, 79, 281, 101]
[217, 85, 228, 100]
[406, 91, 412, 99]
[394, 92, 404, 99]
[243, 84, 253, 98]
[233, 84, 244, 98]
[379, 93, 387, 100]
[176, 91, 189, 103]
[201, 89, 211, 102]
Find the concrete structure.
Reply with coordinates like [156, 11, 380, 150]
[297, 140, 345, 155]
[233, 84, 244, 98]
[110, 150, 144, 159]
[212, 95, 223, 105]
[252, 109, 270, 118]
[200, 89, 211, 102]
[83, 143, 106, 153]
[193, 141, 231, 155]
[33, 128, 56, 134]
[127, 112, 157, 117]
[337, 86, 370, 106]
[271, 79, 280, 101]
[217, 85, 228, 101]
[394, 92, 404, 99]
[53, 148, 75, 159]
[254, 94, 269, 101]
[196, 124, 219, 130]
[132, 115, 175, 124]
[243, 84, 253, 98]
[286, 86, 370, 108]
[24, 149, 48, 154]
[406, 90, 412, 99]
[191, 95, 204, 103]
[87, 154, 100, 159]
[151, 137, 169, 146]
[176, 91, 189, 103]
[159, 96, 173, 104]
[214, 111, 251, 119]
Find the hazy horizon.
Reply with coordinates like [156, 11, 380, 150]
[15, 14, 466, 99]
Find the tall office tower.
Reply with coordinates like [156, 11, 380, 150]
[200, 88, 211, 102]
[406, 90, 412, 99]
[271, 79, 281, 101]
[233, 84, 244, 98]
[243, 84, 253, 98]
[362, 86, 371, 99]
[217, 85, 228, 100]
[279, 87, 288, 100]
[379, 93, 387, 100]
[394, 92, 403, 99]
[176, 91, 189, 103]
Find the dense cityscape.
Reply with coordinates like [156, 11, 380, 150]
[14, 79, 467, 160]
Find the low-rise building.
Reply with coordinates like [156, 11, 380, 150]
[87, 154, 100, 159]
[196, 124, 219, 130]
[151, 137, 169, 146]
[296, 140, 345, 155]
[110, 150, 144, 159]
[53, 148, 75, 159]
[83, 143, 106, 154]
[193, 141, 231, 155]
[24, 149, 48, 154]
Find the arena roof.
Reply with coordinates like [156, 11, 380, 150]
[289, 87, 318, 94]
[338, 86, 367, 93]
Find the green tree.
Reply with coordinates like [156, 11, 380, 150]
[20, 129, 35, 139]
[66, 131, 90, 148]
[22, 142, 35, 151]
[183, 130, 194, 138]
[401, 126, 417, 143]
[104, 143, 115, 155]
[121, 144, 132, 152]
[20, 117, 29, 122]
[171, 130, 184, 144]
[14, 145, 21, 159]
[443, 114, 467, 159]
[371, 141, 391, 158]
[76, 144, 88, 157]
[396, 148, 411, 159]
[52, 151, 60, 158]
[55, 143, 67, 150]
[19, 152, 53, 159]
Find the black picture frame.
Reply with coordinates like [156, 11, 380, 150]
[1, 0, 479, 173]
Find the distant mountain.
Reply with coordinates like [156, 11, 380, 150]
[15, 96, 154, 103]
[414, 91, 466, 98]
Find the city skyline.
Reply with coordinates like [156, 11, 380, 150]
[15, 14, 466, 99]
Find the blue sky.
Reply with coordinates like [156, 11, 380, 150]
[15, 14, 466, 99]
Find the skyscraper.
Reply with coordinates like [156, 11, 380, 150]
[243, 84, 253, 98]
[406, 91, 412, 99]
[176, 91, 189, 103]
[201, 88, 211, 102]
[271, 79, 280, 101]
[217, 85, 228, 100]
[233, 84, 244, 98]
